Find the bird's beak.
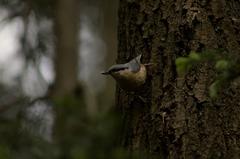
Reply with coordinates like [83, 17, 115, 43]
[101, 71, 110, 75]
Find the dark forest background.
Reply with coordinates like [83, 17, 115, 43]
[0, 0, 121, 159]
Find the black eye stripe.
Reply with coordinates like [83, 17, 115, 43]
[110, 67, 127, 73]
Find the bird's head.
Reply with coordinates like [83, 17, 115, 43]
[101, 54, 142, 76]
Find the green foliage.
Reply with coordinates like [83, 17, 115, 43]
[189, 51, 201, 61]
[0, 117, 56, 159]
[215, 60, 229, 71]
[0, 98, 148, 159]
[209, 80, 221, 98]
[176, 51, 201, 74]
[0, 145, 10, 159]
[50, 94, 150, 159]
[175, 57, 191, 74]
[176, 50, 240, 98]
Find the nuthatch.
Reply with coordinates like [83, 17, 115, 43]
[101, 54, 147, 91]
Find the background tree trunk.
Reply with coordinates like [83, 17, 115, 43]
[53, 0, 80, 97]
[117, 0, 240, 158]
[52, 1, 82, 158]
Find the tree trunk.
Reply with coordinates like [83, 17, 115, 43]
[52, 0, 80, 97]
[51, 1, 82, 158]
[117, 0, 240, 158]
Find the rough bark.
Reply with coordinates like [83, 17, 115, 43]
[117, 0, 240, 158]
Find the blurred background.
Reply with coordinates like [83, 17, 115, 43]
[0, 0, 132, 159]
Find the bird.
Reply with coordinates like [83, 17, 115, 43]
[101, 54, 147, 91]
